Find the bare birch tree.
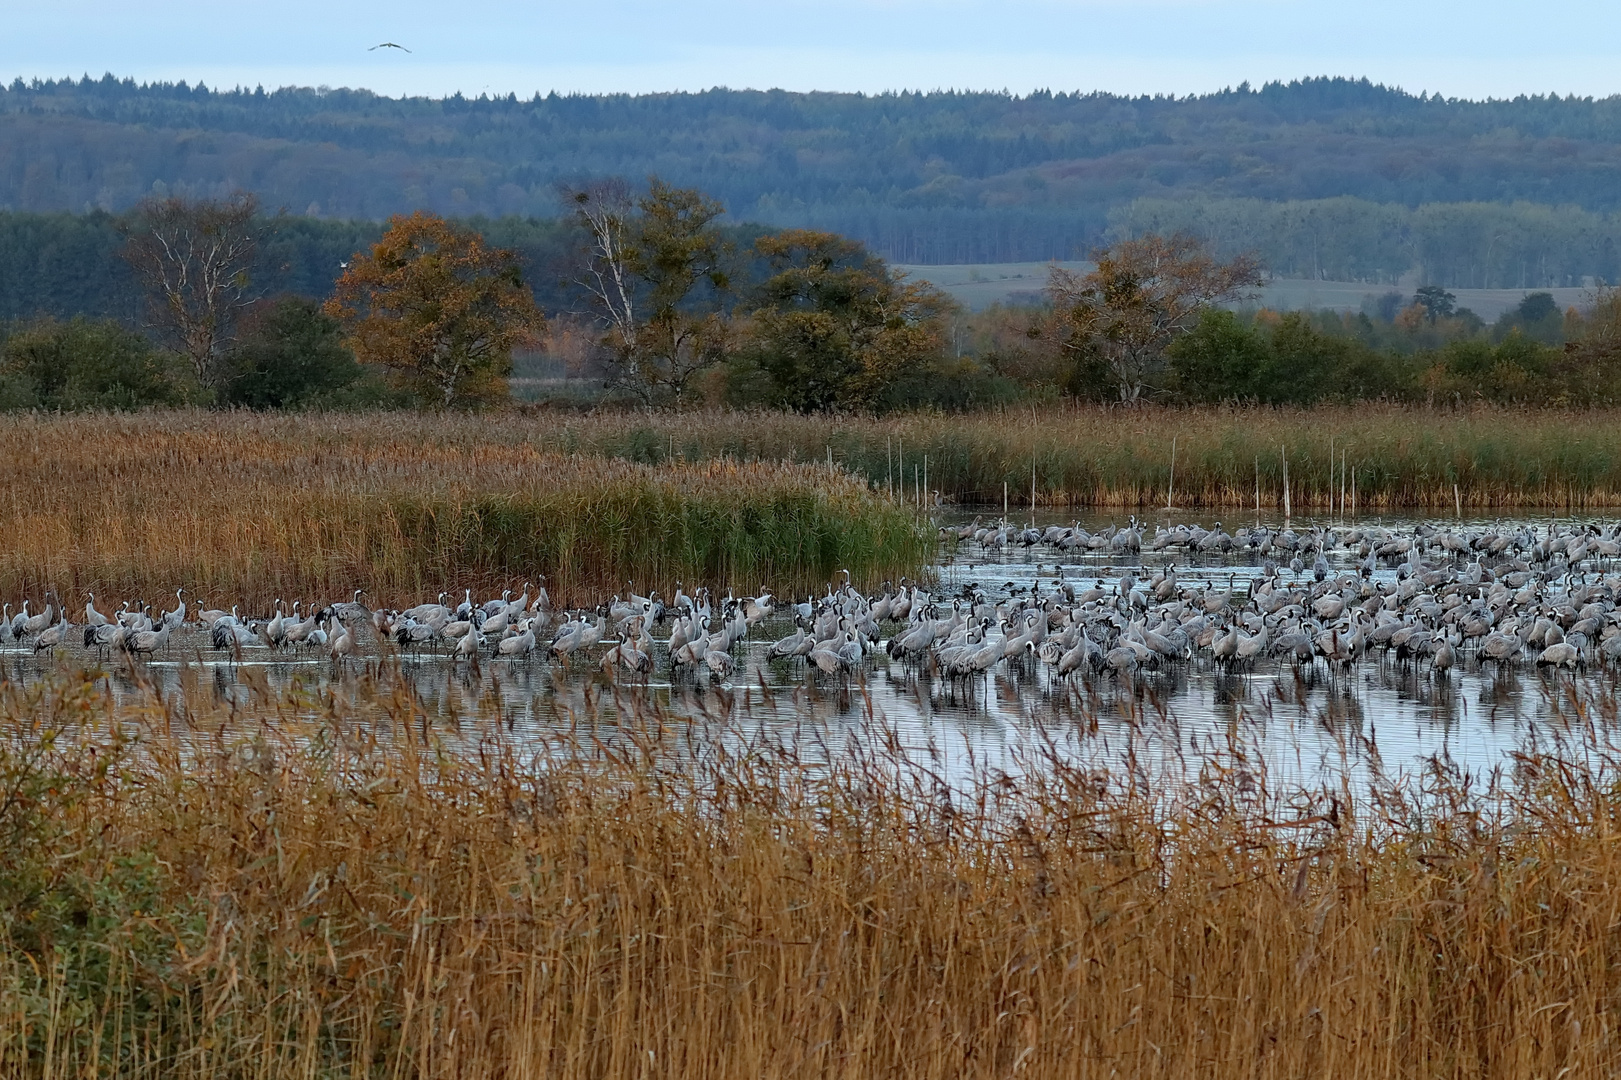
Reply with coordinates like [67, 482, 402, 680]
[565, 178, 732, 405]
[121, 191, 263, 388]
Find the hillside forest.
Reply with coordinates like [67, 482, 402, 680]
[5, 76, 1621, 279]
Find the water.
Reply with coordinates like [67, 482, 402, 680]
[4, 509, 1616, 788]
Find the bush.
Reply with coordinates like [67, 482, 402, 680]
[1167, 309, 1417, 404]
[1166, 309, 1269, 401]
[1493, 291, 1566, 345]
[0, 317, 202, 410]
[218, 296, 392, 409]
[738, 230, 953, 413]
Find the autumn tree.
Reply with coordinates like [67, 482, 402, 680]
[121, 190, 263, 387]
[1042, 233, 1262, 402]
[325, 212, 542, 407]
[739, 230, 953, 412]
[566, 178, 732, 405]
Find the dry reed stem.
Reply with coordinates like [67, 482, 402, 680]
[552, 402, 1621, 511]
[0, 411, 929, 611]
[3, 669, 1621, 1077]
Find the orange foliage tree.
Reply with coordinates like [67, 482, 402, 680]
[1044, 233, 1262, 402]
[325, 212, 543, 406]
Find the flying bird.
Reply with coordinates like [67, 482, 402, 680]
[369, 42, 412, 52]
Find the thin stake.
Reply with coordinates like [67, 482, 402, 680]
[1167, 435, 1176, 511]
[887, 436, 892, 501]
[1004, 481, 1009, 523]
[923, 455, 928, 511]
[897, 440, 903, 506]
[1282, 445, 1291, 521]
[1351, 465, 1356, 519]
[1031, 458, 1037, 528]
[1328, 435, 1334, 515]
[1455, 483, 1462, 518]
[1341, 449, 1347, 519]
[1254, 456, 1260, 521]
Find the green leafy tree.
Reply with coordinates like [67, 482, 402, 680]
[218, 297, 383, 409]
[739, 230, 953, 412]
[567, 178, 732, 405]
[1414, 285, 1457, 322]
[1166, 309, 1268, 401]
[1492, 291, 1565, 345]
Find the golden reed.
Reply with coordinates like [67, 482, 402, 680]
[2, 666, 1620, 1077]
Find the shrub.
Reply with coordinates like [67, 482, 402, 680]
[217, 296, 392, 409]
[0, 317, 201, 410]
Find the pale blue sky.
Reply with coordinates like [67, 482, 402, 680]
[6, 0, 1619, 100]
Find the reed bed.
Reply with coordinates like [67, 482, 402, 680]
[4, 669, 1621, 1078]
[554, 403, 1621, 511]
[0, 412, 929, 610]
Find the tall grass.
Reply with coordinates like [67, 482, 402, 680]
[0, 412, 930, 609]
[554, 403, 1621, 510]
[5, 669, 1621, 1077]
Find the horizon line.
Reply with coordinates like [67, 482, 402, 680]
[6, 72, 1620, 108]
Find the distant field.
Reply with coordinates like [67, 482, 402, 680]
[901, 262, 1595, 319]
[895, 261, 1086, 309]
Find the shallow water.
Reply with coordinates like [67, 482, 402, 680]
[5, 507, 1619, 787]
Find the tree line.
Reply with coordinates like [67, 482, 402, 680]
[7, 75, 1621, 266]
[0, 183, 991, 412]
[994, 254, 1621, 408]
[4, 180, 1620, 414]
[1111, 197, 1621, 289]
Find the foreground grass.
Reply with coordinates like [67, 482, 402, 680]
[5, 669, 1621, 1077]
[0, 412, 930, 609]
[559, 403, 1621, 510]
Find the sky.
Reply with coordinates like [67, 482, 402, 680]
[5, 0, 1620, 101]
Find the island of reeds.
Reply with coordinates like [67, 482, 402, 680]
[8, 405, 1621, 612]
[0, 412, 931, 610]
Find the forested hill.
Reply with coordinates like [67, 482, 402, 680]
[6, 75, 1621, 273]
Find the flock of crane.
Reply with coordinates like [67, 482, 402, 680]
[4, 516, 1621, 684]
[934, 516, 1621, 675]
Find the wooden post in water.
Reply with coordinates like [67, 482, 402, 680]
[1341, 450, 1347, 519]
[1167, 435, 1176, 511]
[1282, 446, 1291, 521]
[1351, 465, 1357, 519]
[1031, 458, 1037, 528]
[1004, 481, 1009, 523]
[1328, 435, 1334, 517]
[1455, 483, 1462, 518]
[1254, 457, 1260, 521]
